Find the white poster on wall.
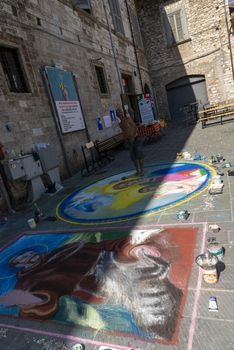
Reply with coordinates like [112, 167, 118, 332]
[103, 115, 112, 128]
[137, 93, 155, 124]
[55, 101, 85, 133]
[45, 67, 86, 133]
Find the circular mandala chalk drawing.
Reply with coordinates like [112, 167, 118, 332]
[57, 162, 213, 224]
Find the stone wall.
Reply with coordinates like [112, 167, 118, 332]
[0, 0, 150, 179]
[137, 0, 234, 118]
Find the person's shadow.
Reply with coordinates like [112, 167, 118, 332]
[217, 247, 226, 279]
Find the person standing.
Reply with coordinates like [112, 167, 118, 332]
[116, 108, 144, 176]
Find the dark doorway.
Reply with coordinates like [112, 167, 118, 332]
[166, 75, 209, 120]
[144, 83, 151, 94]
[121, 73, 140, 122]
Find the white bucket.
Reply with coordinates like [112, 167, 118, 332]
[213, 175, 221, 185]
[27, 218, 37, 229]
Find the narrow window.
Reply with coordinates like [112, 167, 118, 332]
[95, 65, 109, 94]
[36, 17, 41, 26]
[0, 47, 29, 93]
[168, 10, 184, 43]
[11, 5, 18, 16]
[109, 0, 124, 34]
[229, 0, 234, 16]
[163, 7, 189, 46]
[130, 8, 143, 48]
[72, 0, 92, 14]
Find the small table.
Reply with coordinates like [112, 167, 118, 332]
[138, 123, 161, 144]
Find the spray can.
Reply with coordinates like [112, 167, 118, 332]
[209, 296, 218, 312]
[34, 203, 43, 223]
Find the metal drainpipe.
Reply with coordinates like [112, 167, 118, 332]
[124, 0, 144, 93]
[223, 0, 234, 82]
[102, 0, 125, 104]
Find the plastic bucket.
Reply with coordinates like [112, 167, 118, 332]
[208, 243, 224, 261]
[27, 218, 37, 229]
[196, 253, 218, 284]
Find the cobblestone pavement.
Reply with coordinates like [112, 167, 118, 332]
[0, 120, 234, 350]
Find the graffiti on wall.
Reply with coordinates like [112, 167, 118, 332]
[0, 227, 197, 344]
[57, 162, 213, 224]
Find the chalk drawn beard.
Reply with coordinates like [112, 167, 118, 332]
[93, 251, 183, 340]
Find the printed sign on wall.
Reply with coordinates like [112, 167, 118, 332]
[45, 67, 85, 133]
[137, 93, 156, 124]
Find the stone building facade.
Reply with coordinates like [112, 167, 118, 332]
[0, 0, 151, 208]
[137, 0, 234, 119]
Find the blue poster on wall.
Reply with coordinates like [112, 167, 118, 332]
[45, 67, 85, 133]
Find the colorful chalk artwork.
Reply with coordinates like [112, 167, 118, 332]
[58, 162, 213, 224]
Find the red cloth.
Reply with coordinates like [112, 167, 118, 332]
[138, 123, 161, 137]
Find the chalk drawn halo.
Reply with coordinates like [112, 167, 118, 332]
[57, 162, 213, 224]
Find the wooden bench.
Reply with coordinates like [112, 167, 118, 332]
[95, 133, 124, 162]
[198, 103, 234, 128]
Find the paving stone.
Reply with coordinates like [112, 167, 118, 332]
[1, 122, 234, 349]
[193, 210, 232, 223]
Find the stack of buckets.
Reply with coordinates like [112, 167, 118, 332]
[196, 241, 224, 284]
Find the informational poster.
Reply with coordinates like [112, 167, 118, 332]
[137, 93, 156, 124]
[44, 67, 85, 133]
[103, 115, 112, 128]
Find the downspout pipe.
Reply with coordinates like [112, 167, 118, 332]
[124, 0, 144, 93]
[223, 0, 234, 82]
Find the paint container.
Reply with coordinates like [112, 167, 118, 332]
[27, 218, 37, 229]
[196, 253, 218, 284]
[209, 224, 220, 233]
[209, 183, 224, 194]
[203, 267, 218, 284]
[176, 210, 189, 221]
[209, 296, 218, 312]
[182, 151, 192, 160]
[212, 175, 222, 185]
[216, 154, 224, 163]
[228, 169, 234, 176]
[71, 344, 85, 350]
[211, 155, 218, 164]
[208, 242, 224, 261]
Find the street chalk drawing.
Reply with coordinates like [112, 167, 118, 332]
[0, 228, 197, 345]
[57, 162, 213, 224]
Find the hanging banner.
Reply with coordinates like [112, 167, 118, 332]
[44, 67, 85, 133]
[137, 93, 156, 124]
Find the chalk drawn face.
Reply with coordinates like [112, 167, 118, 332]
[0, 228, 198, 345]
[58, 162, 212, 224]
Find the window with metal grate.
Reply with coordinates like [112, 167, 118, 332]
[0, 47, 29, 93]
[95, 65, 109, 94]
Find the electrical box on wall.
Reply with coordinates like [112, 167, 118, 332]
[2, 155, 43, 181]
[2, 159, 25, 181]
[19, 155, 43, 180]
[37, 146, 59, 172]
